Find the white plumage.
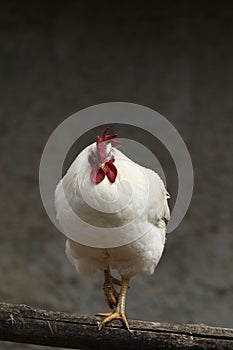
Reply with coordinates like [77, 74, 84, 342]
[55, 128, 170, 330]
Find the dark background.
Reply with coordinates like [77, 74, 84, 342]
[0, 1, 232, 349]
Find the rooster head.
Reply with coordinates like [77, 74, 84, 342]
[88, 127, 121, 184]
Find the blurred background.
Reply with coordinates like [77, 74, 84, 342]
[0, 1, 232, 349]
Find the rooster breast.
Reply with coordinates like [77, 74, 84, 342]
[55, 145, 170, 278]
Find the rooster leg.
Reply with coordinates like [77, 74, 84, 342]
[103, 267, 119, 309]
[96, 276, 131, 332]
[111, 276, 122, 287]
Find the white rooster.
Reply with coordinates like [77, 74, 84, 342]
[55, 127, 170, 331]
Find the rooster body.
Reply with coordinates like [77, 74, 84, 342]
[55, 129, 170, 330]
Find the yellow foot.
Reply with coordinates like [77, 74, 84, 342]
[111, 277, 122, 287]
[96, 311, 131, 332]
[111, 276, 130, 288]
[103, 283, 119, 309]
[103, 287, 119, 309]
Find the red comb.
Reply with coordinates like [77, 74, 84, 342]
[96, 127, 121, 147]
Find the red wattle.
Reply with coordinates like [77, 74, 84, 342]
[90, 168, 105, 184]
[105, 162, 117, 183]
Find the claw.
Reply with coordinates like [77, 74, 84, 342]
[103, 268, 120, 309]
[96, 311, 131, 332]
[103, 283, 119, 309]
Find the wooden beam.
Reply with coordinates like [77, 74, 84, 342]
[0, 302, 232, 349]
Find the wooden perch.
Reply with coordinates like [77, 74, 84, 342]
[0, 302, 233, 350]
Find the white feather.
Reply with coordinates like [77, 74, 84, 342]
[55, 143, 170, 278]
